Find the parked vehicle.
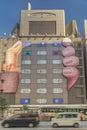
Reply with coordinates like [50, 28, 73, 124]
[51, 112, 81, 128]
[1, 112, 40, 128]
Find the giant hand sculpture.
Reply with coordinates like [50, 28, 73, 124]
[62, 38, 79, 90]
[0, 41, 22, 93]
[3, 41, 22, 72]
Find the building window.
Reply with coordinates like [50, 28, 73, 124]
[53, 69, 62, 73]
[37, 51, 47, 55]
[22, 60, 31, 64]
[76, 50, 82, 57]
[22, 50, 32, 56]
[37, 88, 47, 93]
[52, 60, 62, 64]
[53, 88, 63, 93]
[53, 50, 62, 55]
[76, 77, 84, 85]
[37, 69, 47, 73]
[21, 89, 31, 93]
[4, 44, 7, 47]
[21, 79, 31, 83]
[79, 59, 82, 65]
[29, 21, 56, 35]
[36, 99, 47, 104]
[77, 43, 81, 48]
[53, 79, 63, 83]
[79, 68, 83, 75]
[21, 69, 31, 74]
[37, 79, 47, 83]
[37, 60, 47, 64]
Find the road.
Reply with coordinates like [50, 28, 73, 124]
[0, 121, 87, 130]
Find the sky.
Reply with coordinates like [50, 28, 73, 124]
[0, 0, 87, 37]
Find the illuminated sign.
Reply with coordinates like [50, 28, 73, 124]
[37, 42, 47, 47]
[20, 98, 30, 104]
[22, 42, 32, 47]
[52, 42, 62, 47]
[53, 98, 63, 104]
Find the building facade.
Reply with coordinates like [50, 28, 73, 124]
[0, 4, 86, 105]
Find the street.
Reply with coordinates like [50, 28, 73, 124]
[0, 121, 87, 130]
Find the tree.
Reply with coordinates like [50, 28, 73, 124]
[22, 105, 29, 112]
[0, 96, 8, 118]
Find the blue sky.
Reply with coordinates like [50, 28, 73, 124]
[0, 0, 87, 37]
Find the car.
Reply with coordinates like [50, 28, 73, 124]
[51, 112, 81, 128]
[1, 112, 40, 128]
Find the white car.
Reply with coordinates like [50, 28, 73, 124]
[51, 112, 81, 128]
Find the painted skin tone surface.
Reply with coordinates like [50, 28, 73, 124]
[62, 38, 79, 90]
[63, 56, 79, 67]
[63, 67, 79, 90]
[3, 41, 22, 72]
[62, 46, 75, 57]
[0, 41, 22, 93]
